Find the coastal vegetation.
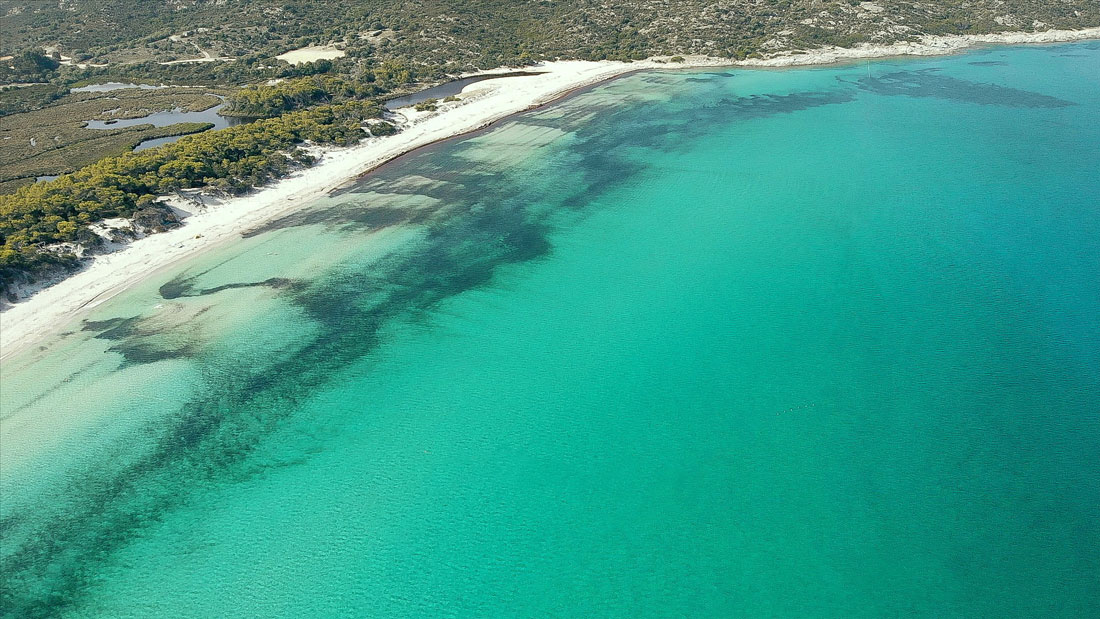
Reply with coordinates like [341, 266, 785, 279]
[414, 98, 440, 112]
[0, 87, 230, 191]
[0, 59, 437, 293]
[0, 69, 429, 194]
[0, 122, 214, 193]
[0, 99, 391, 290]
[221, 76, 387, 118]
[0, 50, 61, 85]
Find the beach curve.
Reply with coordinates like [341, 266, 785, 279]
[2, 26, 1098, 361]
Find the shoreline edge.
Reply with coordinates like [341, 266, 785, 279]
[2, 26, 1098, 361]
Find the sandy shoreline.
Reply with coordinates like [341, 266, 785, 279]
[2, 27, 1097, 361]
[0, 60, 651, 360]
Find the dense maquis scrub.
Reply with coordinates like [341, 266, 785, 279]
[0, 72, 427, 195]
[220, 75, 388, 118]
[0, 99, 391, 290]
[3, 0, 1100, 74]
[0, 50, 60, 85]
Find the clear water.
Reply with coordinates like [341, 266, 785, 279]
[2, 43, 1099, 617]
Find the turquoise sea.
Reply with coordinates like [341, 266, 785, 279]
[2, 42, 1099, 617]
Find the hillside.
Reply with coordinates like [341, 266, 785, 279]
[3, 0, 1099, 75]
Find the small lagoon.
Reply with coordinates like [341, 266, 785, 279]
[81, 96, 246, 151]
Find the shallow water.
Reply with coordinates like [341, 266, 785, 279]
[2, 43, 1099, 617]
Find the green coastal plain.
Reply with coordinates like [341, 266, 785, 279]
[3, 41, 1100, 616]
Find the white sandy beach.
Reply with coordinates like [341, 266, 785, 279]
[0, 60, 651, 359]
[2, 27, 1097, 360]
